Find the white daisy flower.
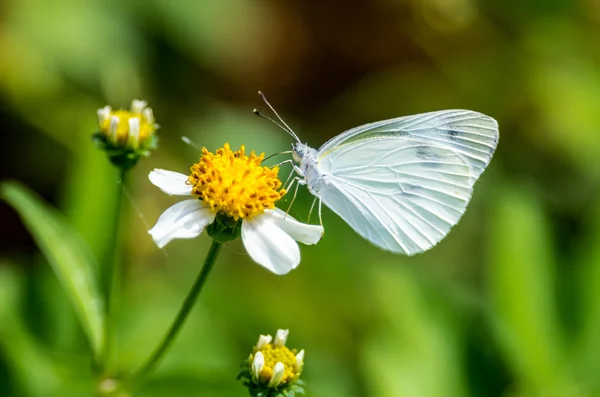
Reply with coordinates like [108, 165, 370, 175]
[148, 144, 323, 275]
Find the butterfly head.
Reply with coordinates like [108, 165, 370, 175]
[291, 143, 304, 162]
[292, 142, 316, 163]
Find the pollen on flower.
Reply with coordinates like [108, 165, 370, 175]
[253, 343, 299, 385]
[188, 143, 285, 220]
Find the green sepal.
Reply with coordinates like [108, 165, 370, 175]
[92, 132, 159, 171]
[206, 213, 242, 243]
[244, 383, 306, 397]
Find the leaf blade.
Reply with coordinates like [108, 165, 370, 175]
[1, 180, 105, 357]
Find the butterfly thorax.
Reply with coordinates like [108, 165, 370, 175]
[292, 143, 325, 195]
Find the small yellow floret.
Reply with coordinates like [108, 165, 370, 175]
[188, 144, 285, 220]
[253, 343, 299, 385]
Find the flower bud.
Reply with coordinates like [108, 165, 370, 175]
[93, 99, 159, 170]
[238, 329, 305, 396]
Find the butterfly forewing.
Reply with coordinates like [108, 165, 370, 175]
[318, 110, 498, 179]
[315, 137, 473, 255]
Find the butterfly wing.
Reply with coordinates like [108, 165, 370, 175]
[314, 137, 478, 255]
[318, 110, 498, 179]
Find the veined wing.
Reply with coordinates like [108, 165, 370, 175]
[318, 110, 498, 179]
[316, 137, 473, 255]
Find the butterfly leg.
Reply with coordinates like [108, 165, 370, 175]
[307, 196, 317, 223]
[272, 159, 294, 168]
[282, 165, 304, 195]
[284, 177, 305, 219]
[318, 197, 323, 228]
[284, 175, 297, 197]
[281, 167, 297, 195]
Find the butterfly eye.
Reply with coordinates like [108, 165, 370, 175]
[291, 144, 303, 162]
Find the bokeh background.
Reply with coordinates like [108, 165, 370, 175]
[2, 0, 600, 396]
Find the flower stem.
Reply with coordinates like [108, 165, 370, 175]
[127, 239, 222, 387]
[102, 168, 126, 371]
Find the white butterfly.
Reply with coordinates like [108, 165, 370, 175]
[256, 93, 499, 255]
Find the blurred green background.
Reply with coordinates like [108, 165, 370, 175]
[2, 0, 600, 396]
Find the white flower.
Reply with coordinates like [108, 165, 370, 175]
[240, 328, 305, 393]
[96, 99, 158, 151]
[148, 168, 323, 275]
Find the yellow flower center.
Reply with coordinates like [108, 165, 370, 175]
[254, 344, 299, 385]
[188, 143, 285, 220]
[99, 109, 156, 148]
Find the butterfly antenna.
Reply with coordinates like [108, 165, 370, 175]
[253, 109, 294, 136]
[257, 91, 301, 143]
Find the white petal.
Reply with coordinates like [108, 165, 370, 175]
[148, 200, 215, 248]
[267, 362, 285, 388]
[263, 208, 324, 245]
[241, 215, 300, 275]
[256, 334, 272, 350]
[149, 169, 193, 196]
[109, 115, 119, 142]
[97, 106, 111, 125]
[295, 349, 305, 372]
[131, 99, 147, 113]
[128, 117, 140, 147]
[274, 329, 289, 347]
[251, 351, 265, 381]
[142, 107, 154, 124]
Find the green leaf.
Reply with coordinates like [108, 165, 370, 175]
[0, 180, 105, 358]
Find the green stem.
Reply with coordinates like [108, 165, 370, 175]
[102, 168, 126, 372]
[127, 240, 222, 387]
